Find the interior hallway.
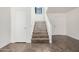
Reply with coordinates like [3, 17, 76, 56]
[0, 35, 79, 52]
[0, 7, 79, 52]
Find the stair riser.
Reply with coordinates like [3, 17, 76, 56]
[32, 40, 49, 43]
[33, 32, 48, 34]
[32, 38, 49, 40]
[32, 36, 49, 38]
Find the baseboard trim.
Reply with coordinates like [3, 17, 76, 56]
[66, 35, 79, 40]
[52, 35, 79, 41]
[0, 42, 10, 48]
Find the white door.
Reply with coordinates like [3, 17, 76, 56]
[14, 8, 31, 42]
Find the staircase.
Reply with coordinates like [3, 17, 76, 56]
[32, 21, 49, 43]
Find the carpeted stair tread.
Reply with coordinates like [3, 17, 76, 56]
[32, 21, 49, 43]
[32, 40, 49, 43]
[32, 34, 49, 38]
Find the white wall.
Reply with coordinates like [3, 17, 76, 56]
[0, 7, 10, 48]
[11, 7, 32, 43]
[47, 13, 66, 35]
[66, 8, 79, 40]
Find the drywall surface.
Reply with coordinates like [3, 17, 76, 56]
[0, 7, 10, 48]
[47, 13, 66, 35]
[66, 8, 79, 40]
[11, 7, 31, 43]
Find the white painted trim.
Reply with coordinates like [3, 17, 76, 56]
[67, 34, 79, 40]
[45, 8, 52, 43]
[0, 40, 10, 48]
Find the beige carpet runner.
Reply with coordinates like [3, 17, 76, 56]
[32, 21, 49, 43]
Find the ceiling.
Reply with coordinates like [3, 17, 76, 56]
[47, 7, 77, 13]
